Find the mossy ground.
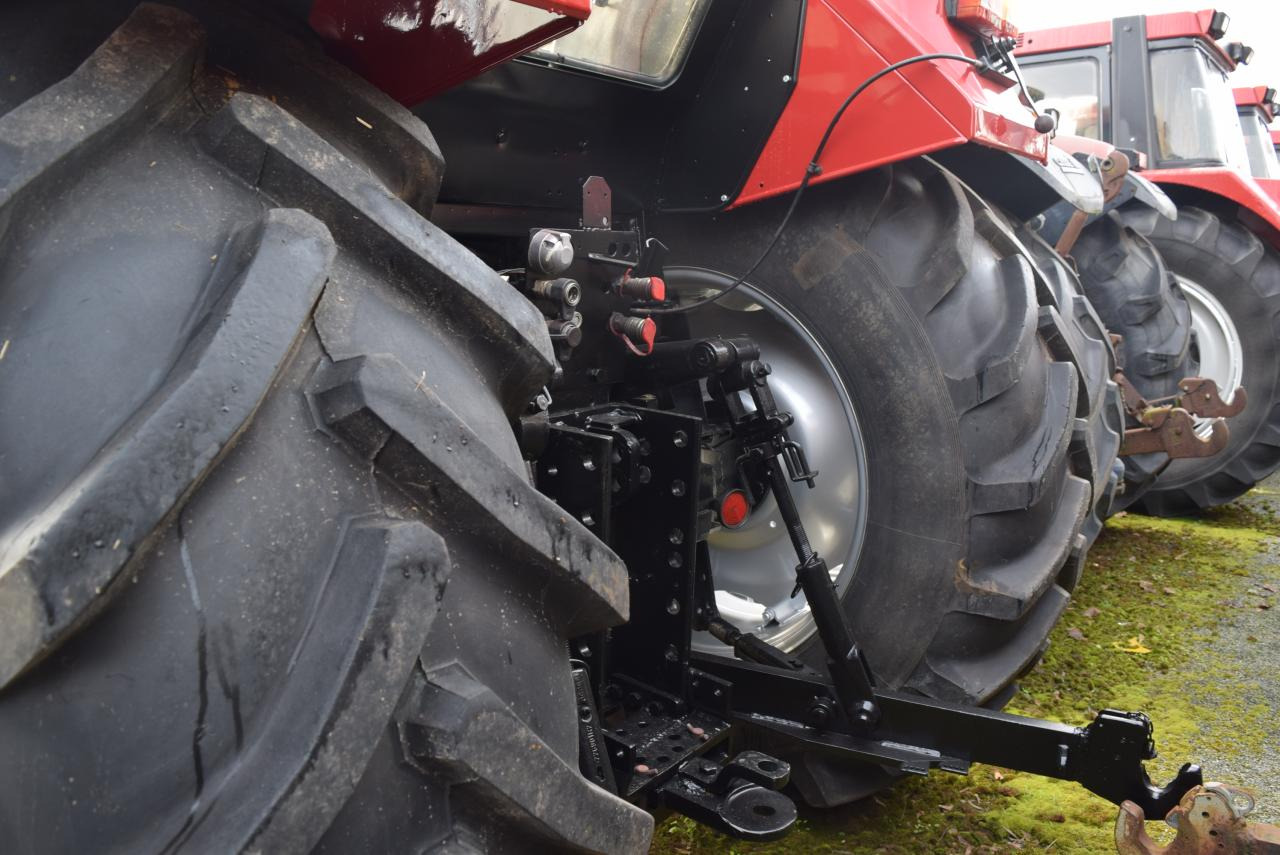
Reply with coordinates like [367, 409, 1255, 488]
[649, 490, 1280, 854]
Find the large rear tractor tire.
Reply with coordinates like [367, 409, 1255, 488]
[1070, 211, 1198, 508]
[1117, 204, 1280, 515]
[0, 4, 649, 852]
[659, 160, 1121, 806]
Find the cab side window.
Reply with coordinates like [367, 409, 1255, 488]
[1021, 57, 1102, 139]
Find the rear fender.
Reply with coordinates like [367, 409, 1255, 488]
[1149, 167, 1280, 250]
[931, 142, 1102, 221]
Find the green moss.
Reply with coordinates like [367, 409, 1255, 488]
[649, 502, 1280, 854]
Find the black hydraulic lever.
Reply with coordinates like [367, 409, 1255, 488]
[725, 359, 879, 730]
[761, 453, 879, 730]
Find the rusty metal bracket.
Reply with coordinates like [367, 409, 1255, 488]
[1175, 377, 1247, 419]
[1120, 407, 1229, 458]
[1116, 783, 1280, 854]
[1115, 373, 1243, 460]
[1116, 370, 1149, 417]
[1056, 152, 1130, 255]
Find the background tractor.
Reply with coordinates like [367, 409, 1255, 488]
[0, 0, 1208, 851]
[1236, 84, 1280, 183]
[1018, 9, 1280, 517]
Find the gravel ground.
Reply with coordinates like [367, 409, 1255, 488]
[1188, 476, 1280, 822]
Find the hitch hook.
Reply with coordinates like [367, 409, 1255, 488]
[1116, 783, 1280, 854]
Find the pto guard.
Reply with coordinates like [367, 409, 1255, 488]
[308, 0, 590, 104]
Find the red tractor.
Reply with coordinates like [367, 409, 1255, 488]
[1017, 9, 1280, 517]
[0, 0, 1214, 851]
[1235, 84, 1280, 185]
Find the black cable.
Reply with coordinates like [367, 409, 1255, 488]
[642, 51, 987, 316]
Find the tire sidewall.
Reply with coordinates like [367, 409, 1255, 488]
[1149, 225, 1280, 490]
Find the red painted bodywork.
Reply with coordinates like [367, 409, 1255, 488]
[309, 0, 1050, 208]
[1273, 129, 1280, 151]
[734, 0, 1046, 208]
[1235, 86, 1276, 122]
[1017, 9, 1236, 70]
[309, 0, 588, 105]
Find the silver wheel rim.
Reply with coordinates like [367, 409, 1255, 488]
[1176, 274, 1244, 438]
[668, 268, 869, 656]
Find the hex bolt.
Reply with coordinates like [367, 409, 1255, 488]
[671, 479, 686, 496]
[673, 430, 688, 448]
[808, 697, 835, 728]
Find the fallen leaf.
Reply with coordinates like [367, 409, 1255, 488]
[1067, 627, 1086, 641]
[938, 804, 954, 811]
[1138, 580, 1156, 593]
[1263, 583, 1277, 593]
[1082, 606, 1101, 619]
[1113, 636, 1152, 654]
[1163, 587, 1177, 595]
[1049, 813, 1066, 823]
[993, 770, 1005, 781]
[1258, 603, 1272, 611]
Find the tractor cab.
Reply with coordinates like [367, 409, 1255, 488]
[1235, 85, 1280, 180]
[1016, 10, 1249, 170]
[1015, 9, 1280, 232]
